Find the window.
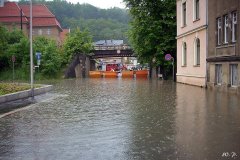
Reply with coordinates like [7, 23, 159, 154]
[182, 2, 187, 26]
[230, 64, 238, 86]
[223, 14, 229, 43]
[232, 11, 237, 42]
[194, 38, 200, 66]
[215, 64, 222, 85]
[47, 28, 51, 35]
[38, 29, 42, 35]
[182, 42, 187, 66]
[194, 0, 200, 20]
[217, 17, 222, 45]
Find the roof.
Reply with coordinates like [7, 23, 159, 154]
[32, 17, 61, 27]
[0, 2, 28, 23]
[20, 4, 54, 17]
[20, 4, 62, 31]
[0, 2, 62, 31]
[94, 40, 124, 46]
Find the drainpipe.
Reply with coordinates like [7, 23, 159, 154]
[205, 0, 208, 88]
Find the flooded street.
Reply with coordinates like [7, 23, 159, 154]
[0, 79, 240, 160]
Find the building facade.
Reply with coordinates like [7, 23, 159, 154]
[176, 0, 207, 87]
[0, 1, 63, 44]
[0, 1, 28, 35]
[207, 0, 240, 93]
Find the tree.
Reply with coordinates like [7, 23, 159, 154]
[0, 25, 9, 70]
[63, 28, 93, 64]
[0, 27, 29, 70]
[124, 0, 176, 77]
[18, 0, 130, 42]
[33, 36, 62, 76]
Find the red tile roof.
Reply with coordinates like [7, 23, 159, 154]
[33, 17, 61, 27]
[0, 2, 28, 23]
[20, 4, 62, 31]
[0, 2, 62, 31]
[20, 4, 54, 17]
[0, 17, 28, 23]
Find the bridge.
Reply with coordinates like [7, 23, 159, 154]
[91, 45, 135, 58]
[65, 44, 136, 78]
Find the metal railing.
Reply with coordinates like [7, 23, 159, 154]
[94, 45, 131, 50]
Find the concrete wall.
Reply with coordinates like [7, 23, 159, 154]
[0, 85, 53, 104]
[65, 54, 90, 78]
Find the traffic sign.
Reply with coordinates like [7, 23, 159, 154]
[165, 54, 172, 61]
[36, 52, 41, 60]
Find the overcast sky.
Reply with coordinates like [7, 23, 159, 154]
[66, 0, 126, 9]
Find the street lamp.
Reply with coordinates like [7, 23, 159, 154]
[30, 0, 34, 97]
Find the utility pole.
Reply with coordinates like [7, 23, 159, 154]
[20, 9, 23, 30]
[30, 0, 34, 98]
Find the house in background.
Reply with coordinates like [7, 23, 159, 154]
[207, 0, 240, 93]
[0, 1, 63, 44]
[176, 0, 207, 87]
[20, 4, 63, 44]
[0, 1, 28, 35]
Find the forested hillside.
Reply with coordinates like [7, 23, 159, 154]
[19, 0, 130, 42]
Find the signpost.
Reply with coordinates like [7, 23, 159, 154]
[36, 52, 41, 65]
[165, 54, 175, 81]
[35, 52, 41, 73]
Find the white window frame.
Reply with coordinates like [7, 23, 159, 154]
[224, 14, 229, 44]
[182, 42, 187, 66]
[38, 29, 42, 35]
[217, 17, 222, 45]
[232, 12, 237, 42]
[194, 38, 200, 66]
[47, 28, 51, 35]
[215, 64, 222, 85]
[182, 1, 187, 27]
[193, 0, 200, 21]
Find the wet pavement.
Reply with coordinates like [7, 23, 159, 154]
[0, 78, 240, 160]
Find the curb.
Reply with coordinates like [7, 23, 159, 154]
[0, 85, 53, 104]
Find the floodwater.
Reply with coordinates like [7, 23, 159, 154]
[0, 78, 240, 160]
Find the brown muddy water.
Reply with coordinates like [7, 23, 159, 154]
[0, 78, 239, 160]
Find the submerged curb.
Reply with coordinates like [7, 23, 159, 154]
[0, 85, 53, 104]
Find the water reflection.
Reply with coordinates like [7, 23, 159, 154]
[0, 79, 239, 160]
[175, 84, 240, 159]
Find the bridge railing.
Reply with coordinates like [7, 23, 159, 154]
[94, 45, 131, 50]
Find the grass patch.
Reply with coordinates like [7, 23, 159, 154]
[0, 68, 64, 82]
[0, 83, 41, 96]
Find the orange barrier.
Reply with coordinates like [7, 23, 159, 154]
[122, 71, 134, 78]
[89, 71, 102, 78]
[135, 70, 148, 78]
[103, 71, 117, 78]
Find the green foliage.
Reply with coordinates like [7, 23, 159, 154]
[0, 24, 64, 79]
[33, 37, 62, 76]
[124, 0, 176, 66]
[18, 0, 130, 42]
[63, 28, 93, 64]
[63, 18, 129, 42]
[0, 26, 30, 70]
